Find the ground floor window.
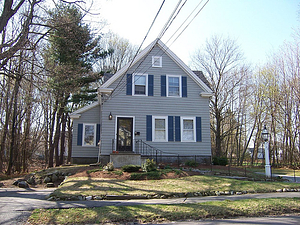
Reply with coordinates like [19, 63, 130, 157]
[83, 124, 96, 146]
[181, 117, 196, 142]
[153, 116, 167, 142]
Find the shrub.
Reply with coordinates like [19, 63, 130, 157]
[185, 160, 198, 167]
[122, 165, 141, 172]
[130, 172, 144, 180]
[142, 159, 157, 172]
[104, 162, 114, 171]
[212, 157, 228, 166]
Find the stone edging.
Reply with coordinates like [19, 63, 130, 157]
[46, 188, 300, 201]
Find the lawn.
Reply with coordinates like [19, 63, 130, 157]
[50, 173, 300, 200]
[28, 197, 300, 224]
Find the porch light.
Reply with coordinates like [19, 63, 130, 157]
[262, 125, 269, 142]
[109, 112, 113, 120]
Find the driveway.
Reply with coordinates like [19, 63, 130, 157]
[0, 187, 300, 225]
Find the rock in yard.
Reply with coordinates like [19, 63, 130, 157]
[51, 174, 58, 182]
[43, 176, 51, 183]
[18, 181, 29, 188]
[27, 176, 36, 185]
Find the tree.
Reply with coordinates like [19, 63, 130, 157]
[192, 35, 248, 158]
[97, 32, 138, 74]
[44, 3, 108, 167]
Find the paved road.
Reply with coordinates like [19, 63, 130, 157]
[0, 188, 300, 225]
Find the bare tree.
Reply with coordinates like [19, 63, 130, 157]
[192, 35, 248, 158]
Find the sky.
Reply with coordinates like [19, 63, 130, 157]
[92, 0, 300, 68]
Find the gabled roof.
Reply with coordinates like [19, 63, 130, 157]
[100, 39, 212, 95]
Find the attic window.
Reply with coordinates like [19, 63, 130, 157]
[152, 56, 162, 67]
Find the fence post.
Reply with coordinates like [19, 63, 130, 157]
[178, 154, 180, 168]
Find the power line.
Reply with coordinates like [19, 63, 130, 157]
[108, 0, 211, 100]
[157, 0, 185, 39]
[109, 0, 166, 98]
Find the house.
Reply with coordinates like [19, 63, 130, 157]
[70, 39, 213, 167]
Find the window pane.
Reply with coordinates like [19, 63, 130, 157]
[154, 118, 166, 141]
[155, 119, 165, 129]
[182, 119, 194, 141]
[155, 130, 166, 140]
[134, 75, 146, 95]
[183, 130, 194, 140]
[169, 87, 179, 96]
[184, 120, 193, 129]
[135, 85, 145, 94]
[134, 75, 146, 85]
[168, 77, 180, 96]
[84, 125, 95, 145]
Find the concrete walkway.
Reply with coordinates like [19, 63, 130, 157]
[0, 188, 299, 225]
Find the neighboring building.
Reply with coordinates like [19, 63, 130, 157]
[70, 39, 213, 166]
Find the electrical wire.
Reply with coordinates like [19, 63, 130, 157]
[107, 0, 210, 100]
[109, 0, 166, 98]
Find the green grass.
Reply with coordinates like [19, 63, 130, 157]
[28, 197, 300, 224]
[50, 175, 300, 199]
[246, 167, 300, 176]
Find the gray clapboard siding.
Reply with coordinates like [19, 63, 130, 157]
[72, 104, 101, 158]
[99, 45, 211, 156]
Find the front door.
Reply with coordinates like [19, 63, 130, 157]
[117, 117, 133, 152]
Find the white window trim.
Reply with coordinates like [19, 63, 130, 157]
[132, 73, 148, 96]
[167, 75, 182, 97]
[181, 117, 196, 142]
[152, 116, 168, 142]
[152, 56, 162, 67]
[82, 123, 96, 147]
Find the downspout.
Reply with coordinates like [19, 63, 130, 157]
[97, 88, 102, 164]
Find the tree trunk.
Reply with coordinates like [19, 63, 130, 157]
[6, 77, 21, 175]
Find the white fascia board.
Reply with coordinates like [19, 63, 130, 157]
[70, 114, 81, 119]
[99, 88, 113, 94]
[101, 39, 158, 89]
[70, 101, 99, 115]
[156, 39, 213, 94]
[200, 92, 213, 98]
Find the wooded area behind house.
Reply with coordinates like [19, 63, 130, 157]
[0, 0, 299, 175]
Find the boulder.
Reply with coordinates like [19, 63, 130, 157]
[43, 176, 51, 183]
[27, 176, 36, 185]
[51, 173, 58, 182]
[18, 181, 29, 188]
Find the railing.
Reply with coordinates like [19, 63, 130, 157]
[135, 139, 163, 161]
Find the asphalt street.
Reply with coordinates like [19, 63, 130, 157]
[0, 188, 300, 225]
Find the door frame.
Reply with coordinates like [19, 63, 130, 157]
[114, 116, 135, 152]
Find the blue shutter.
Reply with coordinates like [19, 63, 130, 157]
[161, 75, 166, 97]
[146, 115, 152, 141]
[168, 116, 174, 141]
[182, 76, 187, 97]
[96, 124, 101, 145]
[175, 116, 181, 141]
[77, 124, 83, 146]
[196, 117, 202, 142]
[126, 74, 132, 95]
[148, 75, 154, 96]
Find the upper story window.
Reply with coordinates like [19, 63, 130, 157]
[133, 74, 148, 95]
[152, 56, 162, 67]
[83, 123, 96, 146]
[153, 116, 168, 142]
[167, 75, 181, 97]
[181, 117, 196, 142]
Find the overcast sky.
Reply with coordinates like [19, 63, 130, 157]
[92, 0, 300, 67]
